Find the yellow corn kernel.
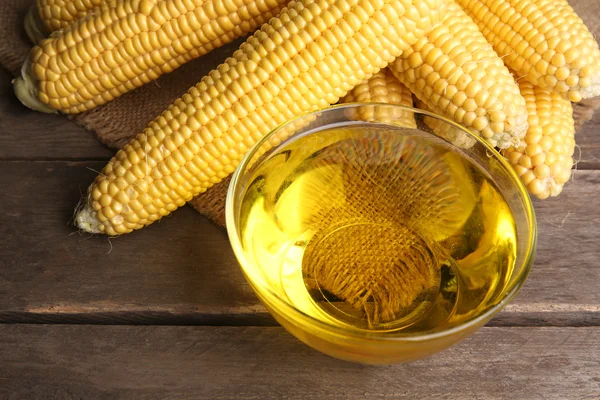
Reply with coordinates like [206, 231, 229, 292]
[389, 0, 528, 149]
[415, 99, 477, 149]
[341, 68, 416, 128]
[74, 0, 444, 235]
[35, 0, 111, 33]
[502, 78, 575, 199]
[15, 0, 290, 114]
[456, 0, 600, 102]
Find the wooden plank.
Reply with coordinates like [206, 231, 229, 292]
[0, 161, 598, 325]
[0, 160, 262, 323]
[0, 68, 113, 160]
[0, 325, 598, 399]
[577, 118, 600, 170]
[526, 170, 600, 306]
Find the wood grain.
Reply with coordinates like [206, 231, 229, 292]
[0, 325, 598, 399]
[0, 160, 598, 325]
[0, 161, 262, 323]
[577, 118, 600, 170]
[0, 68, 113, 160]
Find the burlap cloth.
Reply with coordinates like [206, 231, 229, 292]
[1, 0, 599, 228]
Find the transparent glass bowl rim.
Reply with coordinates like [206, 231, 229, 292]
[226, 103, 537, 342]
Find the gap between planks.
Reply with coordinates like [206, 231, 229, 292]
[1, 304, 598, 327]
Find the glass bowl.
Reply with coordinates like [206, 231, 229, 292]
[226, 104, 537, 364]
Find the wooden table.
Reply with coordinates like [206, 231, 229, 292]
[0, 61, 599, 398]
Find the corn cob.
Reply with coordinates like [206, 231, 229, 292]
[35, 0, 109, 33]
[14, 0, 290, 114]
[74, 0, 444, 235]
[456, 0, 600, 102]
[503, 78, 575, 199]
[388, 0, 528, 149]
[341, 68, 416, 127]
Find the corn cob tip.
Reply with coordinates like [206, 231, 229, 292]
[522, 176, 569, 200]
[13, 59, 56, 114]
[75, 203, 103, 234]
[496, 118, 528, 150]
[503, 79, 575, 199]
[548, 179, 568, 198]
[579, 72, 600, 101]
[388, 0, 529, 151]
[24, 5, 48, 45]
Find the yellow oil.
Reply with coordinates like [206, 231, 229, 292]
[239, 124, 517, 333]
